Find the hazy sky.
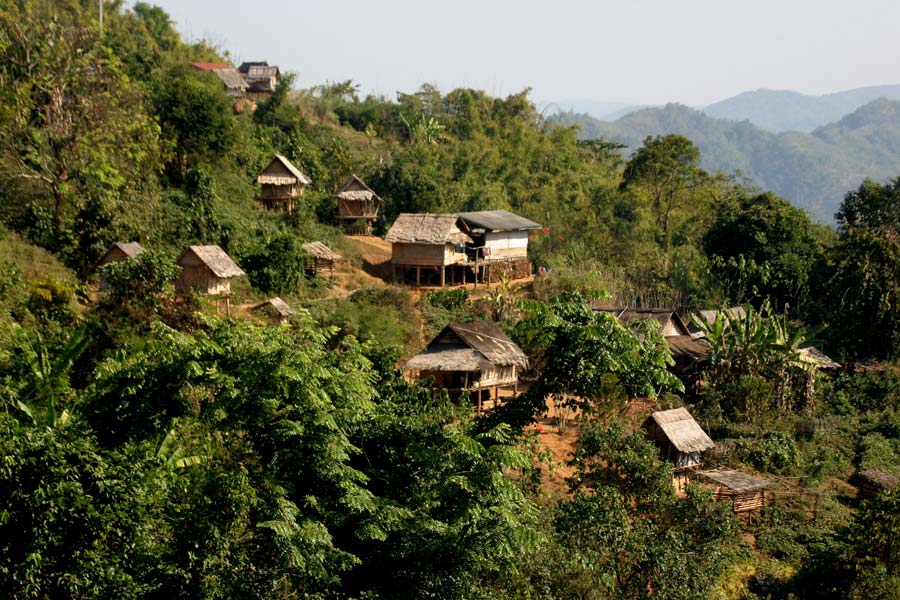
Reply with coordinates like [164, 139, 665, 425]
[150, 0, 900, 106]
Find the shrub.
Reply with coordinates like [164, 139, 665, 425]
[747, 432, 801, 474]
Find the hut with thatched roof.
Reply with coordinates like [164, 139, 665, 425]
[238, 62, 280, 97]
[97, 242, 146, 290]
[458, 210, 542, 281]
[253, 297, 295, 324]
[697, 468, 772, 513]
[256, 155, 311, 214]
[403, 320, 528, 411]
[334, 175, 383, 235]
[642, 407, 715, 470]
[856, 469, 900, 500]
[175, 245, 245, 296]
[302, 242, 341, 279]
[596, 307, 691, 337]
[386, 213, 472, 287]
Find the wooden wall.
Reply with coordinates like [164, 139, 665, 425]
[484, 231, 529, 259]
[392, 242, 464, 266]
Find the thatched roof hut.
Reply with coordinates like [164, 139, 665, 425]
[256, 155, 311, 213]
[176, 245, 245, 296]
[641, 407, 715, 470]
[689, 307, 747, 337]
[798, 347, 841, 370]
[254, 297, 295, 324]
[697, 468, 771, 513]
[335, 175, 383, 234]
[404, 320, 528, 410]
[856, 469, 900, 500]
[238, 62, 280, 94]
[302, 241, 341, 279]
[97, 242, 146, 290]
[386, 214, 472, 287]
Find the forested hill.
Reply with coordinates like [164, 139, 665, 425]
[702, 84, 900, 132]
[556, 99, 900, 221]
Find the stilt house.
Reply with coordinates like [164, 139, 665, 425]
[256, 155, 311, 214]
[642, 408, 715, 490]
[238, 62, 280, 97]
[403, 320, 528, 411]
[855, 469, 899, 500]
[190, 62, 248, 97]
[301, 242, 340, 279]
[97, 242, 145, 290]
[386, 214, 472, 287]
[176, 245, 245, 296]
[697, 468, 771, 513]
[458, 210, 542, 281]
[597, 307, 706, 373]
[334, 175, 383, 234]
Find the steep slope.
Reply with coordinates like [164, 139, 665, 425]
[556, 100, 900, 221]
[703, 84, 900, 132]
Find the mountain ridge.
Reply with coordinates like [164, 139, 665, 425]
[555, 98, 900, 221]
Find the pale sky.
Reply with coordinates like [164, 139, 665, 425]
[149, 0, 900, 106]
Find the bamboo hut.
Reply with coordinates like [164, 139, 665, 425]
[458, 210, 541, 282]
[301, 242, 340, 279]
[97, 242, 145, 290]
[386, 214, 472, 287]
[642, 407, 715, 489]
[175, 245, 245, 296]
[856, 469, 899, 500]
[256, 155, 311, 214]
[697, 468, 771, 513]
[403, 320, 528, 411]
[253, 297, 295, 324]
[334, 175, 383, 234]
[190, 62, 248, 97]
[596, 307, 691, 337]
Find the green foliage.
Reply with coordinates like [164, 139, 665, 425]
[243, 233, 309, 295]
[100, 250, 178, 307]
[746, 432, 802, 474]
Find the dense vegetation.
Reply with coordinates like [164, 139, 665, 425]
[557, 100, 900, 221]
[1, 1, 900, 598]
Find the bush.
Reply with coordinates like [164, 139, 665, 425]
[242, 234, 309, 295]
[747, 431, 801, 474]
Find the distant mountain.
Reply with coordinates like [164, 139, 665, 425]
[702, 84, 900, 132]
[539, 99, 648, 121]
[555, 99, 900, 222]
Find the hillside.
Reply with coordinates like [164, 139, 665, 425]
[702, 84, 900, 132]
[556, 99, 900, 221]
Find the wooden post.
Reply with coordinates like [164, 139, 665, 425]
[477, 390, 482, 413]
[493, 385, 498, 408]
[440, 265, 445, 287]
[416, 266, 421, 287]
[392, 264, 397, 283]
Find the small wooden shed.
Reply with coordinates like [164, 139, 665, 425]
[335, 175, 383, 235]
[386, 213, 472, 287]
[642, 407, 715, 470]
[175, 245, 245, 296]
[301, 241, 341, 279]
[97, 242, 146, 290]
[403, 320, 528, 411]
[697, 468, 771, 513]
[253, 297, 295, 324]
[256, 155, 311, 214]
[856, 469, 900, 500]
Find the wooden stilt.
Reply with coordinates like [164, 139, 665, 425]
[477, 390, 482, 413]
[416, 266, 421, 287]
[440, 265, 445, 287]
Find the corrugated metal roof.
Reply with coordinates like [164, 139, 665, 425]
[191, 61, 232, 71]
[459, 210, 542, 232]
[643, 407, 715, 453]
[178, 245, 245, 278]
[698, 468, 770, 492]
[385, 213, 473, 245]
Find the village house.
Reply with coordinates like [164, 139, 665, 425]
[596, 307, 708, 373]
[253, 297, 295, 324]
[696, 467, 772, 513]
[190, 62, 249, 97]
[386, 213, 472, 287]
[238, 62, 280, 97]
[458, 210, 542, 281]
[256, 155, 311, 214]
[301, 241, 340, 279]
[403, 320, 528, 412]
[97, 242, 145, 290]
[334, 175, 383, 235]
[641, 407, 715, 490]
[175, 245, 245, 296]
[855, 469, 899, 500]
